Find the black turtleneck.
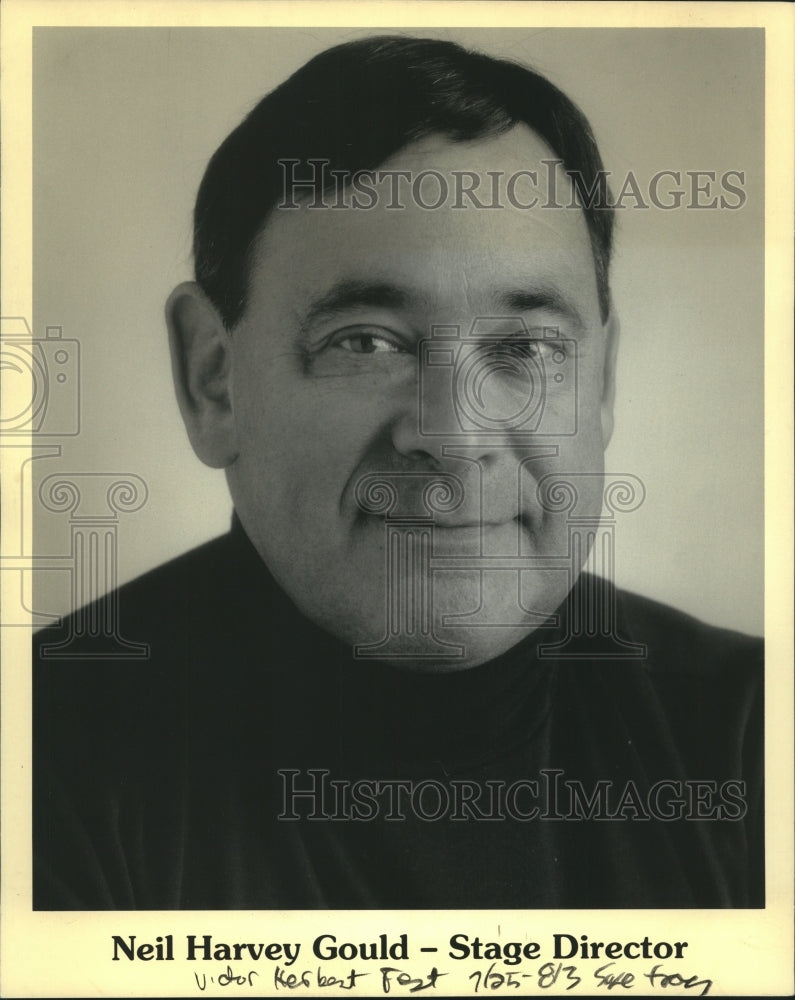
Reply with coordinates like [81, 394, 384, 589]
[33, 519, 763, 909]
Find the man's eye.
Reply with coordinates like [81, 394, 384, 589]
[490, 339, 543, 360]
[489, 338, 568, 362]
[334, 328, 405, 355]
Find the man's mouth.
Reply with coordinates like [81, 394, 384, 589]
[430, 518, 528, 556]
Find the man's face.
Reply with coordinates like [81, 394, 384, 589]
[225, 126, 616, 669]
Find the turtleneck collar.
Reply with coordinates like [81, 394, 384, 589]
[228, 512, 566, 770]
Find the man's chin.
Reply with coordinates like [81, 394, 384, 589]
[355, 625, 542, 673]
[339, 570, 568, 673]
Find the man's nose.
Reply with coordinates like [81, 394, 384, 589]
[389, 369, 490, 467]
[390, 356, 528, 468]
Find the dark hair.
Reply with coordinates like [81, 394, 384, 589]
[194, 35, 614, 327]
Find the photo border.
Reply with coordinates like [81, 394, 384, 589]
[2, 2, 792, 997]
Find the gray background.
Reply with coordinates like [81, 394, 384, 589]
[31, 27, 764, 634]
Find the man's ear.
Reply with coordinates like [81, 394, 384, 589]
[600, 307, 620, 449]
[166, 282, 238, 469]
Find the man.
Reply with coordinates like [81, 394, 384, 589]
[34, 35, 762, 909]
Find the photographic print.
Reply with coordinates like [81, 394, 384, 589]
[1, 2, 792, 997]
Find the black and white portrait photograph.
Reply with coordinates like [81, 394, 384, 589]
[1, 2, 792, 997]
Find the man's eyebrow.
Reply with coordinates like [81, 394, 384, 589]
[494, 288, 586, 331]
[297, 279, 588, 335]
[299, 280, 417, 333]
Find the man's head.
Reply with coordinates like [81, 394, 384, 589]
[191, 35, 614, 329]
[167, 36, 619, 670]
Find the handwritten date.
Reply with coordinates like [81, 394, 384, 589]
[190, 960, 713, 995]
